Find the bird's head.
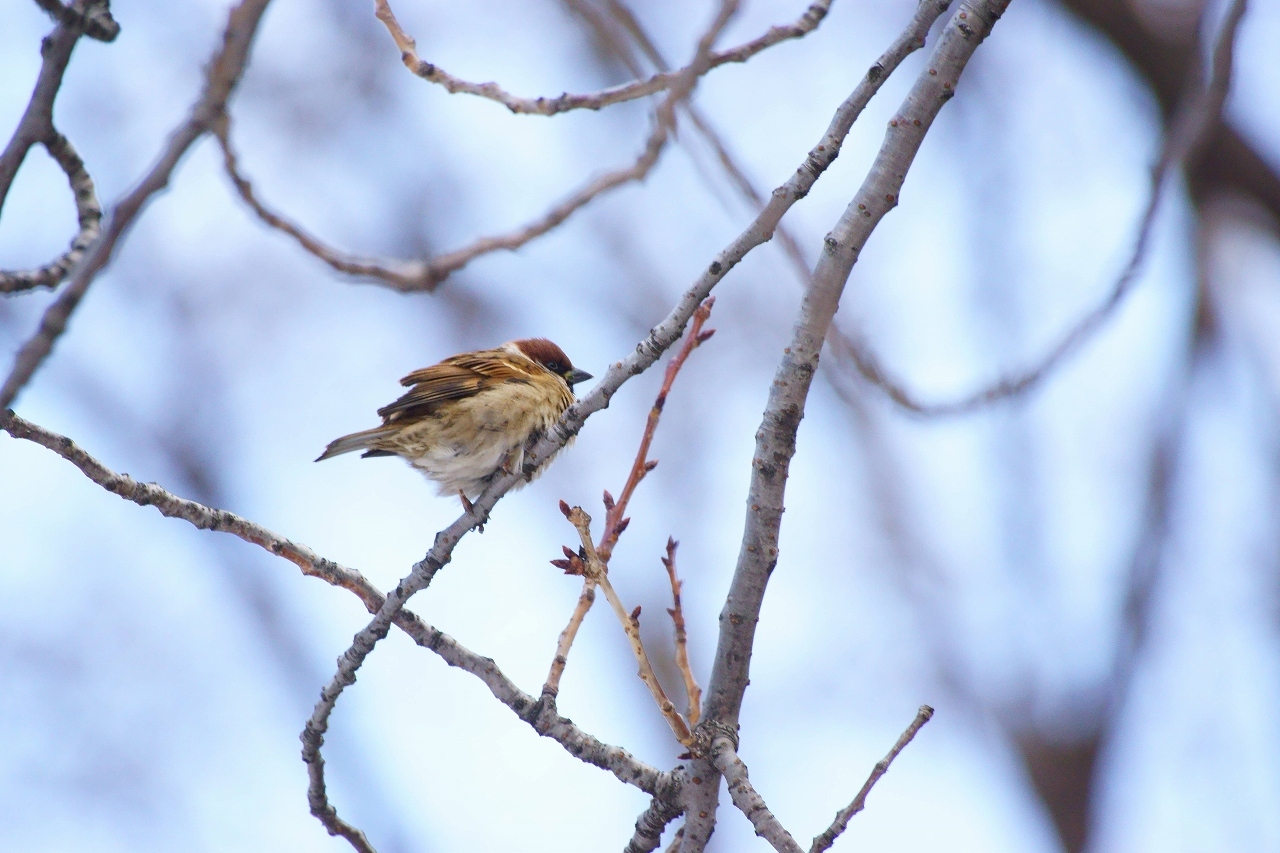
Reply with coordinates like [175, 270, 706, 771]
[508, 338, 593, 389]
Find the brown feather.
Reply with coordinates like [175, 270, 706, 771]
[317, 339, 584, 498]
[378, 350, 539, 422]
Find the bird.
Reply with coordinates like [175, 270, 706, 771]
[316, 338, 592, 507]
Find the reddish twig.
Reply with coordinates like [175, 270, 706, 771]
[544, 298, 715, 732]
[599, 296, 716, 561]
[563, 504, 694, 745]
[663, 538, 702, 725]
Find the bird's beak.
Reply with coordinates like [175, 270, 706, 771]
[565, 368, 593, 388]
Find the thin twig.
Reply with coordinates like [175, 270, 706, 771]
[219, 1, 833, 292]
[663, 538, 702, 725]
[600, 297, 716, 561]
[809, 705, 935, 853]
[543, 578, 597, 697]
[1, 0, 272, 410]
[0, 408, 670, 796]
[710, 736, 803, 853]
[374, 0, 830, 117]
[543, 299, 714, 702]
[564, 505, 694, 745]
[0, 3, 110, 293]
[826, 0, 1248, 418]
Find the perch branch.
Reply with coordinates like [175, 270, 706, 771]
[0, 408, 669, 796]
[298, 5, 741, 845]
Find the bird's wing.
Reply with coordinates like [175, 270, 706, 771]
[377, 352, 535, 421]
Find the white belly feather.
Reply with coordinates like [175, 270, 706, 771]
[386, 376, 572, 497]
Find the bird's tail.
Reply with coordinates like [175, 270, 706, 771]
[315, 427, 394, 462]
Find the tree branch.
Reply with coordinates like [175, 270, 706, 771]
[0, 0, 272, 409]
[710, 736, 803, 853]
[623, 789, 684, 853]
[0, 2, 111, 293]
[809, 705, 934, 853]
[374, 0, 831, 117]
[682, 2, 1011, 848]
[826, 0, 1248, 418]
[0, 407, 670, 795]
[218, 4, 836, 292]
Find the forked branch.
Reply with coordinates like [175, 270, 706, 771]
[374, 0, 832, 116]
[545, 300, 714, 717]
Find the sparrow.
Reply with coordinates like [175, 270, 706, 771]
[316, 338, 592, 504]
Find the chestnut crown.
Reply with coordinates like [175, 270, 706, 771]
[511, 338, 593, 388]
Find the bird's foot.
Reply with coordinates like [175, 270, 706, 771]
[459, 491, 484, 532]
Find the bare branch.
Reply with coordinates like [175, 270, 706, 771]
[0, 0, 272, 409]
[374, 0, 831, 117]
[663, 539, 702, 725]
[827, 0, 1248, 418]
[809, 705, 935, 853]
[217, 101, 672, 291]
[220, 2, 834, 292]
[211, 117, 425, 288]
[0, 132, 102, 293]
[543, 300, 713, 706]
[710, 736, 803, 853]
[600, 297, 716, 561]
[565, 505, 694, 745]
[624, 792, 684, 853]
[1, 4, 109, 293]
[224, 0, 758, 291]
[0, 408, 670, 795]
[542, 578, 597, 698]
[683, 3, 1011, 849]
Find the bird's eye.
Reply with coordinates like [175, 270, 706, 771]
[546, 361, 561, 372]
